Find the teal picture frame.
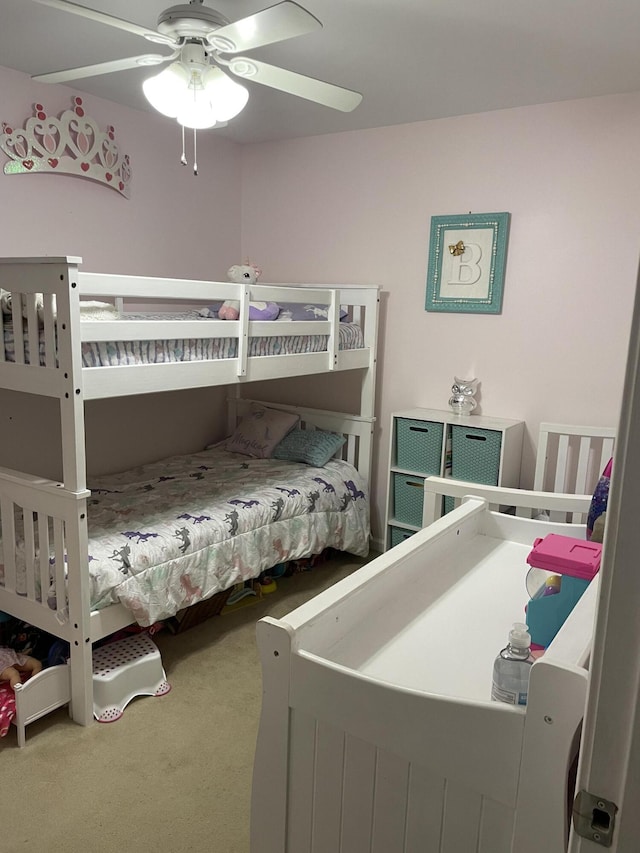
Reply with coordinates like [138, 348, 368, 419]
[425, 212, 510, 314]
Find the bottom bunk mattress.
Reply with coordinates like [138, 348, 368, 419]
[74, 446, 369, 625]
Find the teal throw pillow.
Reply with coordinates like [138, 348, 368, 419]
[273, 428, 346, 467]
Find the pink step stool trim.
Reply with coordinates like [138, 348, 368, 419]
[527, 533, 602, 580]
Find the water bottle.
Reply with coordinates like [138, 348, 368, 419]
[491, 622, 534, 706]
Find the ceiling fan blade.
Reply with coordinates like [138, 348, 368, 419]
[32, 54, 171, 84]
[31, 0, 178, 46]
[207, 1, 321, 53]
[226, 58, 362, 112]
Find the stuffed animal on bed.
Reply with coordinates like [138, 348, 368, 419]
[218, 263, 279, 321]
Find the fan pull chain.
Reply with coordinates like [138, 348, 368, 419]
[193, 128, 198, 176]
[180, 124, 187, 166]
[178, 125, 199, 175]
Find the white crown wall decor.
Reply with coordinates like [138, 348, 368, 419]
[0, 97, 132, 198]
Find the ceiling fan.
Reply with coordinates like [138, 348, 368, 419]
[30, 0, 363, 129]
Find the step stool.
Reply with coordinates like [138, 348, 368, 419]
[92, 634, 171, 723]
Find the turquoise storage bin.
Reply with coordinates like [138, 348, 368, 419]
[450, 425, 502, 485]
[395, 419, 443, 474]
[393, 473, 425, 527]
[389, 526, 415, 548]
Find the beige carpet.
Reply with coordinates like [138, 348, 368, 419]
[1, 553, 369, 853]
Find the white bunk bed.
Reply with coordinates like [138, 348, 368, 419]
[0, 256, 380, 730]
[251, 492, 598, 853]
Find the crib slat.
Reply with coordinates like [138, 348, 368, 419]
[370, 749, 410, 853]
[404, 764, 446, 853]
[549, 434, 572, 522]
[440, 780, 483, 853]
[574, 436, 592, 495]
[344, 433, 357, 467]
[53, 517, 67, 619]
[601, 437, 615, 473]
[42, 293, 56, 367]
[554, 435, 570, 493]
[11, 296, 24, 365]
[0, 496, 17, 592]
[570, 435, 592, 522]
[24, 293, 39, 367]
[37, 512, 51, 605]
[23, 508, 36, 600]
[341, 734, 376, 852]
[311, 720, 345, 852]
[287, 709, 316, 851]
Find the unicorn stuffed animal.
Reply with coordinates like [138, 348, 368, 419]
[218, 263, 263, 320]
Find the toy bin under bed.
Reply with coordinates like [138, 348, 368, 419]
[251, 498, 598, 853]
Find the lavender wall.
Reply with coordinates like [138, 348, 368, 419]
[0, 65, 243, 477]
[0, 66, 241, 278]
[240, 93, 640, 539]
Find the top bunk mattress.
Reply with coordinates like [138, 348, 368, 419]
[2, 310, 364, 367]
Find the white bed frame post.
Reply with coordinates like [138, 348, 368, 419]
[357, 287, 380, 422]
[41, 258, 94, 724]
[357, 288, 379, 491]
[55, 258, 87, 492]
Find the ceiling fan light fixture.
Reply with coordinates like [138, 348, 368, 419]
[202, 68, 249, 121]
[142, 62, 191, 118]
[176, 77, 219, 129]
[143, 60, 249, 128]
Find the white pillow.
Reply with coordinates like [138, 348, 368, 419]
[225, 405, 300, 458]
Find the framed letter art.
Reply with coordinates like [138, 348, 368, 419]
[425, 212, 510, 314]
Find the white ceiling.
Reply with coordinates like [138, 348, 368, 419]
[2, 0, 640, 145]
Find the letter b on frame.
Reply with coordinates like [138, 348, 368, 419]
[425, 212, 510, 314]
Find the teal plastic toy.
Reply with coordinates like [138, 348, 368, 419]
[525, 534, 602, 648]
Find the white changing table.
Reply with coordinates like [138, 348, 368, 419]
[250, 498, 598, 853]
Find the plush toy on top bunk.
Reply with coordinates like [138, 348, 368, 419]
[218, 262, 280, 321]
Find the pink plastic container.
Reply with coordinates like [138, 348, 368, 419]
[526, 533, 602, 580]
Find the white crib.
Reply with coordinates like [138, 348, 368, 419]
[251, 497, 598, 853]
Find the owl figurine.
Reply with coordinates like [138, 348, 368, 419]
[449, 377, 479, 415]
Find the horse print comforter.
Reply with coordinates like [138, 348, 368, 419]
[84, 445, 370, 625]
